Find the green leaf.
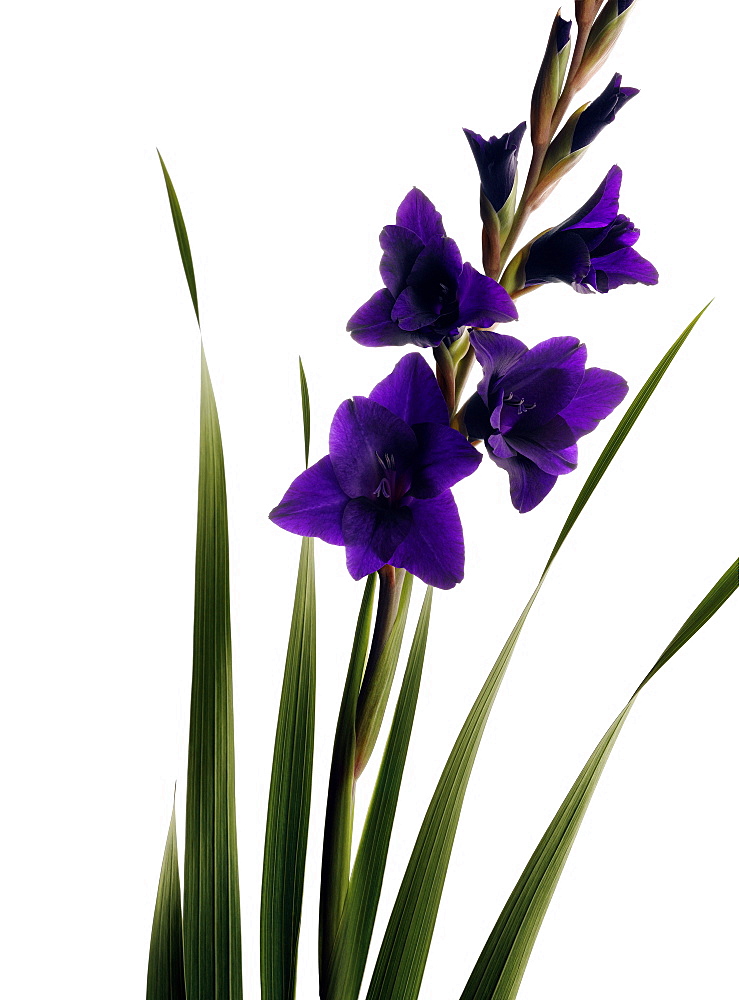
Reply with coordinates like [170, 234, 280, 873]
[326, 585, 433, 1000]
[364, 305, 710, 1000]
[460, 558, 738, 1000]
[158, 158, 242, 999]
[146, 801, 186, 1000]
[298, 357, 311, 468]
[261, 536, 317, 1000]
[182, 346, 243, 1000]
[319, 574, 377, 989]
[157, 151, 200, 325]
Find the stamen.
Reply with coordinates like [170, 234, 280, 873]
[503, 392, 536, 415]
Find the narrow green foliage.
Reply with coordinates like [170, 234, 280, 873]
[146, 802, 186, 1000]
[365, 306, 709, 1000]
[183, 346, 243, 1000]
[327, 585, 433, 1000]
[460, 559, 738, 1000]
[261, 537, 316, 1000]
[298, 356, 311, 468]
[157, 151, 200, 325]
[319, 575, 377, 991]
[159, 159, 242, 999]
[262, 364, 316, 1000]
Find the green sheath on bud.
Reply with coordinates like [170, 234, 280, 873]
[579, 0, 635, 86]
[531, 103, 588, 206]
[531, 12, 572, 148]
[499, 243, 532, 297]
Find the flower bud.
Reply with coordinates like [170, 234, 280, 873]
[578, 0, 636, 86]
[533, 73, 637, 204]
[530, 12, 572, 147]
[464, 123, 526, 247]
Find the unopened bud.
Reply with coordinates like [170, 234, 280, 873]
[531, 12, 572, 147]
[533, 73, 638, 204]
[464, 124, 526, 272]
[578, 0, 636, 87]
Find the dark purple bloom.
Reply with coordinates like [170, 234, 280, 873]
[571, 73, 638, 151]
[463, 123, 527, 212]
[465, 331, 627, 512]
[347, 188, 517, 349]
[270, 354, 481, 589]
[524, 165, 658, 293]
[618, 0, 634, 11]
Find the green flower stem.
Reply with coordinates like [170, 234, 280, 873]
[319, 575, 377, 993]
[354, 566, 407, 778]
[319, 567, 413, 990]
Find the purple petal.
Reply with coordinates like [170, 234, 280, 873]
[347, 288, 404, 347]
[524, 229, 592, 286]
[463, 390, 495, 442]
[391, 491, 466, 589]
[329, 397, 418, 499]
[592, 214, 640, 255]
[391, 237, 463, 331]
[559, 367, 628, 437]
[379, 225, 425, 298]
[456, 264, 518, 327]
[491, 454, 559, 513]
[487, 432, 518, 460]
[499, 336, 587, 429]
[342, 498, 412, 578]
[562, 165, 622, 232]
[391, 285, 443, 331]
[592, 247, 659, 291]
[269, 455, 347, 543]
[369, 353, 448, 426]
[395, 188, 446, 242]
[410, 423, 482, 498]
[504, 415, 578, 475]
[471, 331, 529, 382]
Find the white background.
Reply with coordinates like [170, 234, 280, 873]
[1, 1, 737, 997]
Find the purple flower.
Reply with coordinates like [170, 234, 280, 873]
[571, 73, 638, 151]
[270, 354, 481, 589]
[465, 331, 627, 512]
[463, 123, 527, 212]
[523, 165, 658, 293]
[347, 188, 517, 349]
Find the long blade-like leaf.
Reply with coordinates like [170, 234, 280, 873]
[364, 305, 710, 1000]
[159, 157, 243, 999]
[460, 559, 738, 1000]
[261, 536, 316, 1000]
[183, 343, 243, 1000]
[158, 151, 200, 325]
[262, 361, 316, 1000]
[147, 802, 186, 1000]
[326, 586, 433, 1000]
